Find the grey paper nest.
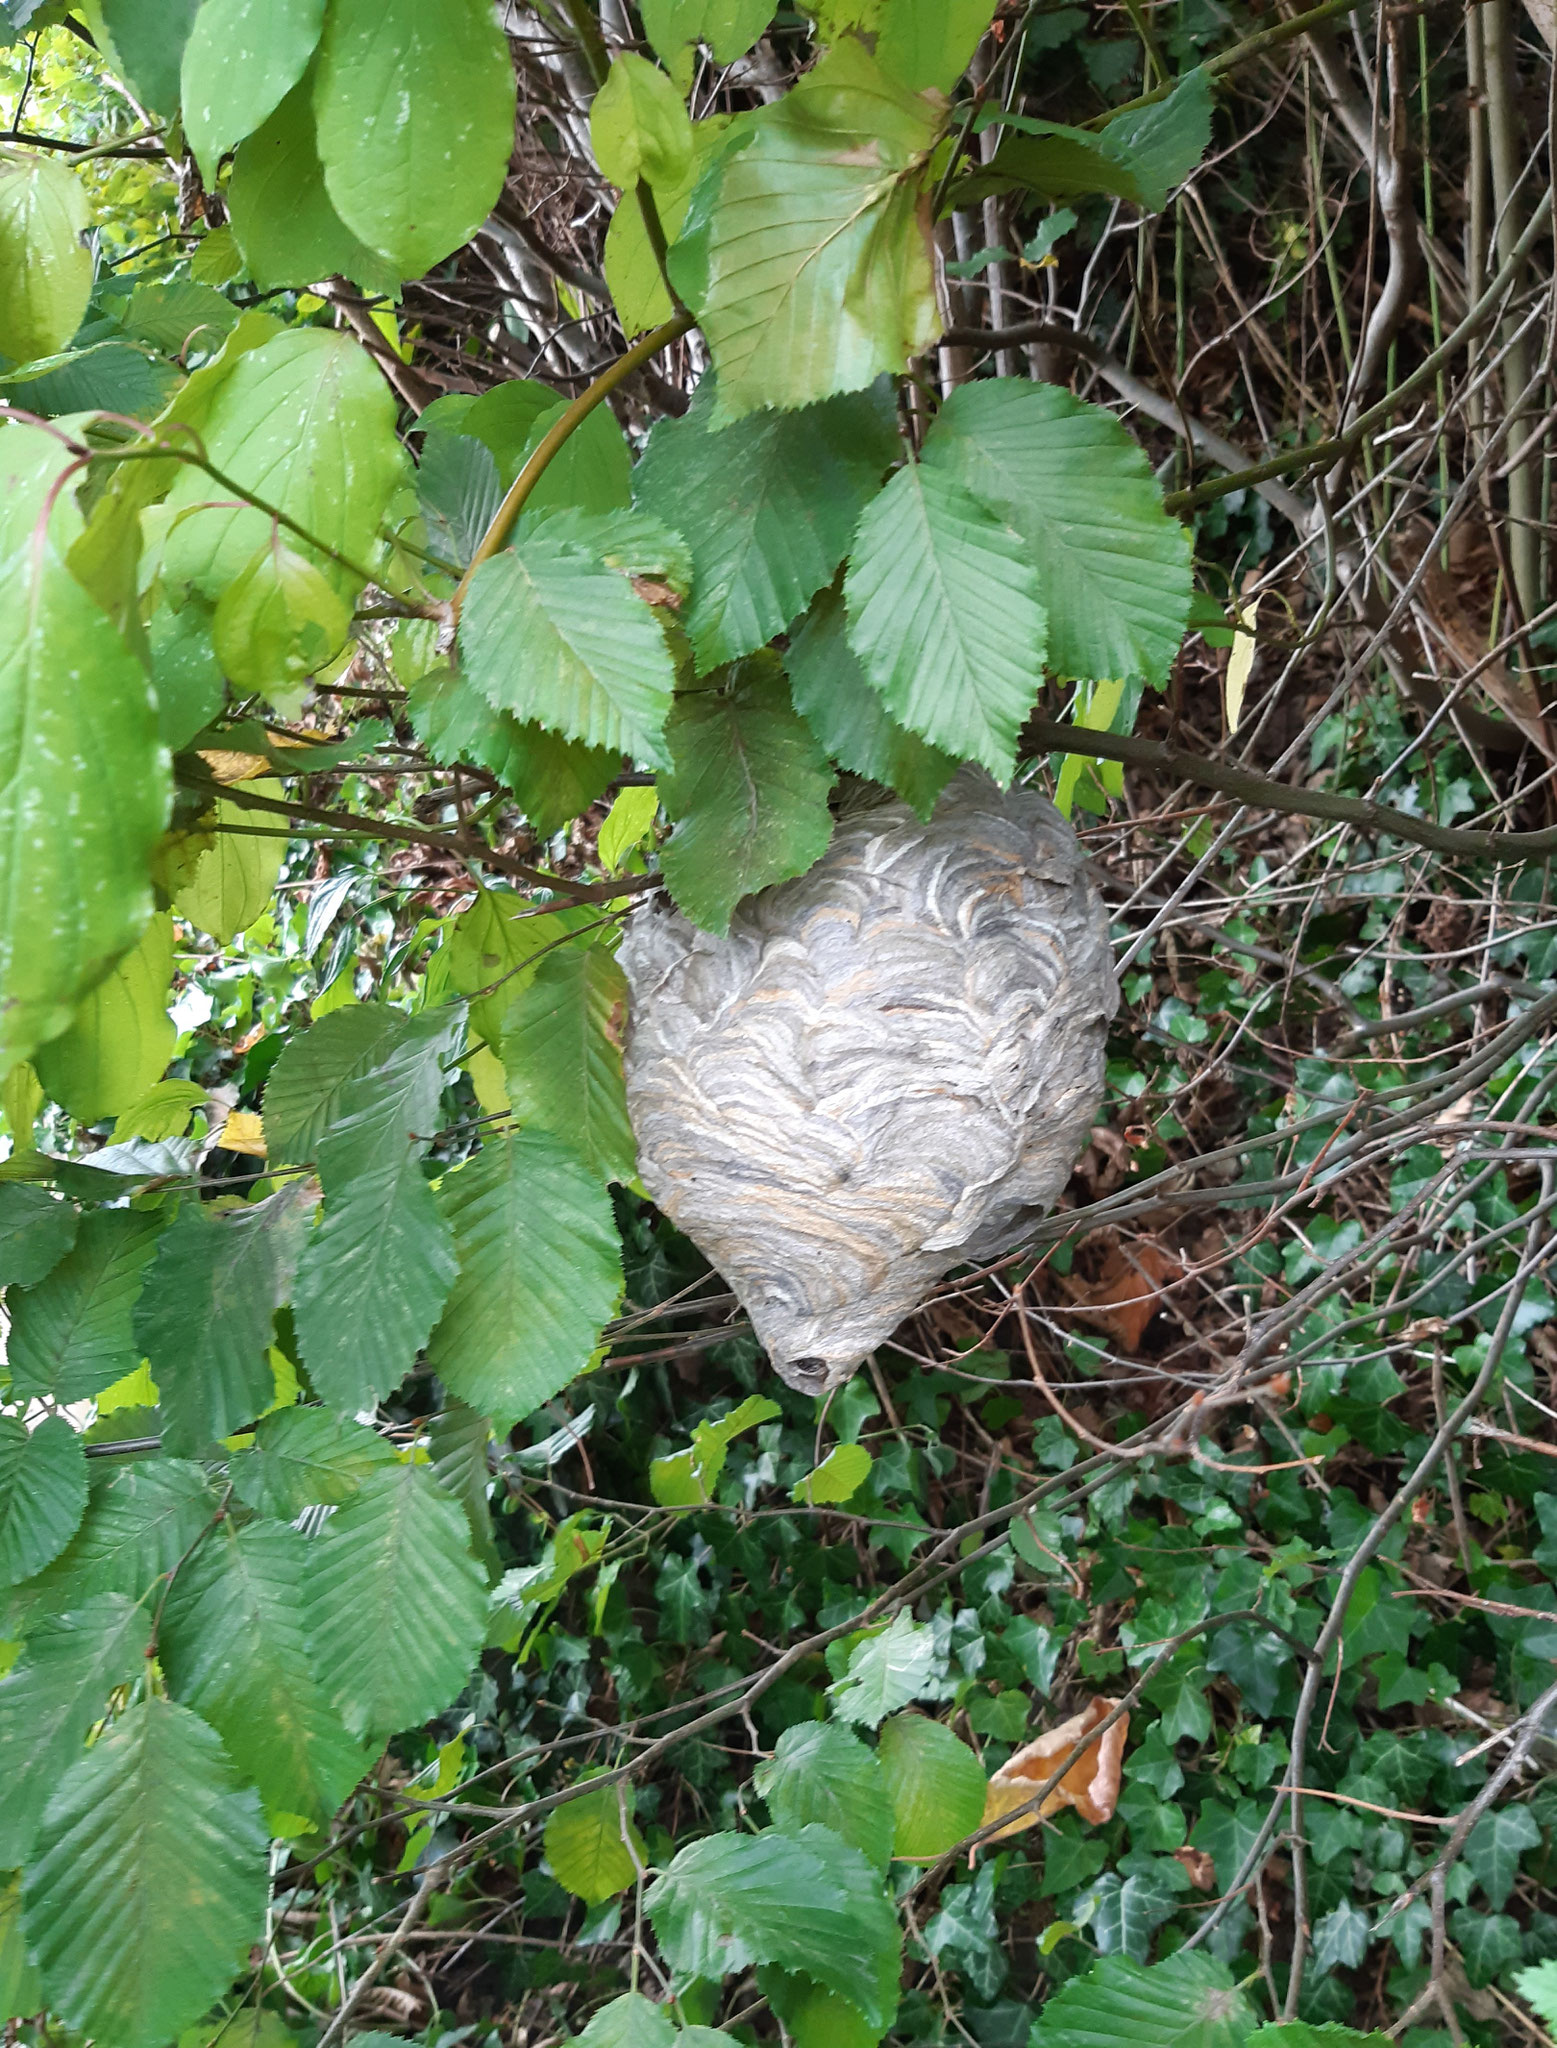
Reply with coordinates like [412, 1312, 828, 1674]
[619, 768, 1119, 1393]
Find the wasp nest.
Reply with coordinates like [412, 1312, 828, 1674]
[619, 768, 1118, 1393]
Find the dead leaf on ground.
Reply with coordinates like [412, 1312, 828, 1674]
[1060, 1238, 1184, 1352]
[982, 1696, 1128, 1839]
[1174, 1845, 1216, 1891]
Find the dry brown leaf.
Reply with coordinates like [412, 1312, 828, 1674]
[981, 1696, 1128, 1839]
[197, 748, 271, 784]
[1064, 1239, 1183, 1352]
[1174, 1845, 1216, 1891]
[1420, 537, 1557, 762]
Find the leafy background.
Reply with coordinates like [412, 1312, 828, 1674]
[0, 3, 1556, 2048]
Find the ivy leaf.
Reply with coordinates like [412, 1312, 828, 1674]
[649, 1394, 780, 1507]
[172, 786, 286, 941]
[646, 1823, 901, 2028]
[659, 654, 835, 935]
[260, 1001, 406, 1166]
[592, 51, 693, 190]
[23, 1694, 268, 2048]
[180, 0, 326, 180]
[228, 1404, 397, 1519]
[21, 1460, 214, 1618]
[787, 584, 955, 816]
[160, 327, 406, 603]
[0, 1183, 79, 1286]
[7, 1211, 161, 1403]
[545, 1779, 646, 1904]
[312, 0, 516, 276]
[1029, 1952, 1254, 2048]
[161, 1518, 371, 1825]
[876, 1712, 986, 1860]
[303, 1459, 487, 1743]
[0, 423, 167, 1073]
[844, 460, 1047, 780]
[1310, 1898, 1371, 1975]
[502, 946, 637, 1183]
[0, 150, 92, 361]
[427, 1127, 624, 1427]
[640, 0, 775, 88]
[754, 1721, 894, 1870]
[228, 73, 402, 295]
[0, 1593, 151, 1866]
[667, 39, 942, 421]
[1463, 1802, 1541, 1911]
[920, 379, 1192, 689]
[0, 1415, 87, 1587]
[135, 1183, 313, 1455]
[632, 378, 898, 673]
[292, 1007, 463, 1413]
[460, 522, 678, 768]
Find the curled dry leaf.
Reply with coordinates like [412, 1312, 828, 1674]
[1060, 1236, 1184, 1353]
[981, 1696, 1128, 1839]
[1173, 1845, 1216, 1891]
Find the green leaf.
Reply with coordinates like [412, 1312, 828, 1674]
[1029, 1952, 1255, 2048]
[160, 326, 406, 603]
[640, 0, 774, 87]
[161, 1517, 371, 1824]
[502, 946, 636, 1182]
[229, 1403, 397, 1518]
[1463, 1802, 1541, 1910]
[181, 0, 326, 179]
[787, 586, 954, 816]
[0, 422, 167, 1073]
[1514, 1961, 1557, 2030]
[135, 1184, 312, 1454]
[427, 1126, 623, 1426]
[23, 1693, 268, 2048]
[0, 149, 91, 361]
[88, 0, 202, 111]
[632, 378, 897, 674]
[460, 523, 678, 768]
[313, 0, 516, 276]
[667, 39, 941, 421]
[604, 113, 732, 334]
[598, 782, 660, 869]
[172, 781, 286, 942]
[0, 1181, 79, 1285]
[0, 1593, 151, 1866]
[228, 73, 402, 295]
[649, 1394, 781, 1507]
[761, 1972, 884, 2048]
[829, 1611, 939, 1727]
[260, 1000, 406, 1165]
[212, 540, 352, 687]
[113, 1077, 209, 1143]
[0, 1414, 86, 1586]
[440, 888, 603, 1059]
[754, 1720, 894, 1869]
[292, 1006, 463, 1412]
[659, 654, 834, 934]
[148, 601, 224, 752]
[954, 123, 1147, 209]
[21, 1459, 214, 1616]
[575, 1992, 677, 2048]
[843, 460, 1046, 780]
[1245, 2026, 1391, 2048]
[121, 280, 239, 356]
[592, 51, 693, 190]
[791, 1441, 873, 1505]
[646, 1824, 901, 2029]
[876, 1712, 985, 1860]
[425, 1401, 499, 1576]
[1101, 67, 1213, 212]
[7, 1210, 161, 1403]
[303, 1458, 487, 1742]
[0, 1873, 41, 2024]
[920, 379, 1192, 688]
[458, 380, 634, 509]
[407, 666, 619, 841]
[34, 911, 175, 1123]
[875, 0, 995, 92]
[545, 1778, 646, 1903]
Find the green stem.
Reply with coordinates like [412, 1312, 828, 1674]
[454, 313, 693, 608]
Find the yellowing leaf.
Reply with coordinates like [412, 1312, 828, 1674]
[545, 1777, 645, 1904]
[1224, 596, 1259, 731]
[791, 1441, 872, 1505]
[174, 781, 286, 942]
[218, 1111, 267, 1158]
[34, 915, 177, 1125]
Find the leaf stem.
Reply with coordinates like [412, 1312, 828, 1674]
[452, 312, 693, 611]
